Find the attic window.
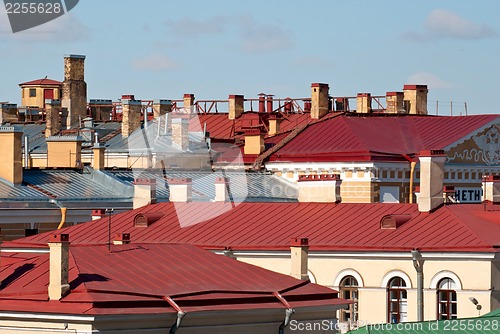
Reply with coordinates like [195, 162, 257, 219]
[380, 214, 412, 230]
[134, 213, 164, 228]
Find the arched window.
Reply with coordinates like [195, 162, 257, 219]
[339, 276, 359, 323]
[387, 277, 407, 323]
[437, 278, 457, 320]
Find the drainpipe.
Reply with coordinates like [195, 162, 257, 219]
[50, 199, 67, 230]
[274, 292, 295, 334]
[402, 154, 417, 204]
[163, 296, 186, 334]
[411, 249, 424, 322]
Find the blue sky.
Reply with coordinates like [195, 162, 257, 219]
[1, 0, 499, 115]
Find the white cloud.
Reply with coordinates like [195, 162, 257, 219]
[403, 9, 496, 41]
[133, 53, 180, 71]
[239, 22, 294, 53]
[407, 72, 453, 89]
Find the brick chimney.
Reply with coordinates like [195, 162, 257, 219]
[310, 83, 329, 119]
[228, 95, 244, 120]
[215, 177, 230, 202]
[152, 99, 172, 119]
[356, 93, 371, 113]
[92, 143, 106, 170]
[386, 92, 404, 114]
[45, 99, 61, 137]
[89, 99, 112, 122]
[0, 127, 23, 184]
[121, 98, 142, 138]
[298, 174, 342, 203]
[171, 117, 189, 151]
[483, 175, 500, 203]
[290, 237, 309, 281]
[403, 84, 428, 115]
[244, 128, 265, 155]
[183, 94, 195, 113]
[61, 55, 87, 129]
[46, 135, 84, 168]
[418, 150, 446, 212]
[0, 103, 18, 124]
[133, 178, 157, 209]
[113, 233, 131, 245]
[268, 113, 283, 136]
[48, 234, 70, 300]
[169, 178, 192, 202]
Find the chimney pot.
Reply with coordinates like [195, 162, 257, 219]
[169, 177, 193, 202]
[133, 178, 157, 209]
[310, 83, 329, 119]
[482, 175, 500, 203]
[48, 233, 70, 300]
[215, 177, 230, 202]
[290, 237, 309, 281]
[417, 150, 446, 212]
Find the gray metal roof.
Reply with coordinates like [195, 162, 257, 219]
[18, 120, 209, 155]
[0, 178, 48, 202]
[106, 169, 298, 202]
[22, 169, 130, 203]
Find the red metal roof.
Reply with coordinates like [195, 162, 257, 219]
[10, 202, 500, 252]
[19, 78, 62, 86]
[268, 114, 500, 162]
[191, 112, 315, 140]
[0, 243, 344, 315]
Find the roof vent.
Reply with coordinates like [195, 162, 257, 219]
[134, 212, 164, 227]
[380, 214, 413, 229]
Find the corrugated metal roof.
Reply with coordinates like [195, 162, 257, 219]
[0, 178, 47, 202]
[106, 169, 297, 201]
[0, 243, 345, 315]
[269, 114, 500, 161]
[193, 112, 314, 140]
[13, 202, 500, 252]
[22, 169, 129, 201]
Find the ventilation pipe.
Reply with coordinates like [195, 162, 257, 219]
[23, 134, 30, 169]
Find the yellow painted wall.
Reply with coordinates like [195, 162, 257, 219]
[21, 85, 61, 108]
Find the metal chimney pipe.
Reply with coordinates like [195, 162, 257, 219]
[23, 134, 29, 169]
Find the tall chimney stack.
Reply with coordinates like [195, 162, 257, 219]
[483, 175, 500, 203]
[61, 55, 87, 129]
[48, 234, 70, 300]
[290, 237, 309, 281]
[45, 99, 61, 138]
[243, 128, 265, 155]
[228, 95, 244, 120]
[310, 83, 329, 119]
[183, 94, 195, 113]
[0, 126, 23, 185]
[121, 98, 142, 138]
[152, 99, 172, 119]
[298, 174, 342, 203]
[386, 92, 404, 114]
[418, 150, 446, 212]
[403, 85, 428, 115]
[169, 178, 192, 202]
[268, 113, 283, 136]
[356, 93, 372, 113]
[171, 117, 189, 151]
[133, 178, 157, 209]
